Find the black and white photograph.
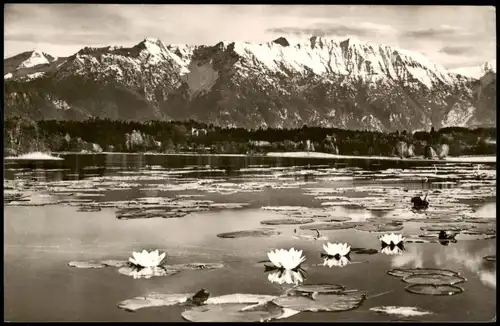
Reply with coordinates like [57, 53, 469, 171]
[3, 4, 496, 322]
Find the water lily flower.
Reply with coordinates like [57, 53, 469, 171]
[267, 269, 305, 285]
[128, 249, 166, 268]
[323, 242, 351, 258]
[380, 246, 404, 256]
[267, 248, 306, 270]
[379, 233, 405, 247]
[323, 256, 351, 268]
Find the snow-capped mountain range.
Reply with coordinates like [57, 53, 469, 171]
[4, 36, 496, 131]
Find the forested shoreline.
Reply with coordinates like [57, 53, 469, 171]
[3, 117, 496, 159]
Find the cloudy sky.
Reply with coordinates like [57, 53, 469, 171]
[4, 4, 496, 69]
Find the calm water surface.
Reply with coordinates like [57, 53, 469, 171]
[4, 154, 497, 322]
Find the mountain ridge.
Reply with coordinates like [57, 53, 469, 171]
[4, 36, 496, 132]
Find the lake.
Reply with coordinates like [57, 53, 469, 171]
[4, 154, 497, 322]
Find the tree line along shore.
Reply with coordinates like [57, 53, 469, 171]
[4, 117, 496, 159]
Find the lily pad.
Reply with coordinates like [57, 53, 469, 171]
[217, 229, 281, 238]
[462, 228, 496, 236]
[299, 222, 359, 231]
[369, 306, 433, 317]
[77, 206, 102, 212]
[118, 293, 194, 312]
[321, 216, 352, 222]
[164, 262, 224, 271]
[355, 223, 404, 232]
[420, 225, 470, 232]
[405, 284, 464, 296]
[286, 284, 346, 295]
[118, 292, 276, 313]
[402, 274, 466, 285]
[260, 218, 315, 226]
[101, 260, 129, 268]
[417, 218, 464, 224]
[405, 238, 432, 244]
[181, 301, 286, 322]
[68, 261, 106, 269]
[387, 268, 459, 279]
[483, 255, 496, 262]
[272, 292, 365, 312]
[117, 266, 181, 278]
[339, 204, 365, 209]
[351, 248, 380, 255]
[205, 294, 276, 305]
[463, 218, 495, 224]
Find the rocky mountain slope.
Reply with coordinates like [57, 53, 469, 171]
[4, 36, 496, 131]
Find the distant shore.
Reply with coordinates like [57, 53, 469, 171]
[265, 151, 497, 163]
[34, 151, 496, 164]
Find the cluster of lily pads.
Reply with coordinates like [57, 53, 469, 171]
[68, 249, 225, 279]
[68, 235, 470, 322]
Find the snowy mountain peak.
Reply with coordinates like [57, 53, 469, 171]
[16, 50, 55, 69]
[139, 37, 168, 55]
[4, 36, 495, 132]
[450, 59, 496, 79]
[143, 37, 163, 45]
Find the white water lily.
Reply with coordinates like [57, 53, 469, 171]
[323, 242, 351, 257]
[267, 248, 306, 270]
[381, 246, 404, 256]
[379, 233, 405, 246]
[128, 249, 166, 268]
[267, 269, 304, 285]
[323, 256, 351, 268]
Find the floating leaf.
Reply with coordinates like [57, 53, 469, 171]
[272, 292, 365, 312]
[339, 204, 365, 210]
[405, 284, 464, 296]
[286, 284, 346, 295]
[118, 293, 194, 312]
[463, 218, 495, 224]
[402, 274, 466, 285]
[217, 229, 281, 238]
[260, 218, 315, 226]
[321, 216, 352, 222]
[68, 261, 106, 269]
[405, 238, 432, 244]
[101, 260, 129, 268]
[355, 223, 403, 232]
[462, 228, 496, 236]
[181, 301, 286, 322]
[417, 233, 439, 239]
[164, 262, 224, 271]
[416, 218, 463, 224]
[77, 206, 102, 212]
[351, 248, 379, 255]
[420, 225, 470, 232]
[117, 266, 180, 279]
[370, 306, 433, 317]
[205, 294, 276, 305]
[299, 222, 359, 231]
[387, 268, 459, 279]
